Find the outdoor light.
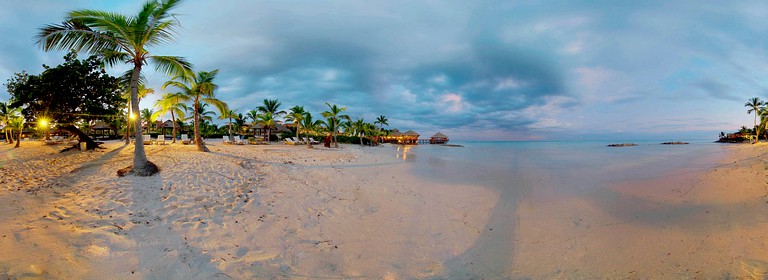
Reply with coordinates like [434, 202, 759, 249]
[39, 119, 48, 127]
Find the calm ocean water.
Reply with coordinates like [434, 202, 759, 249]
[392, 140, 729, 193]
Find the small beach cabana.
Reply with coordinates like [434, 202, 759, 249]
[90, 122, 116, 140]
[429, 132, 449, 144]
[160, 120, 180, 137]
[401, 130, 420, 144]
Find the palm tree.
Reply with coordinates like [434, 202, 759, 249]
[374, 115, 388, 131]
[0, 102, 21, 144]
[257, 99, 286, 117]
[140, 108, 155, 133]
[218, 109, 238, 142]
[285, 106, 306, 142]
[301, 112, 323, 149]
[321, 102, 350, 148]
[746, 97, 764, 143]
[37, 0, 192, 175]
[246, 109, 260, 138]
[8, 116, 24, 148]
[152, 92, 186, 143]
[350, 118, 367, 146]
[256, 112, 276, 142]
[163, 69, 227, 152]
[235, 113, 247, 135]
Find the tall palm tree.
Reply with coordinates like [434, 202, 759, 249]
[246, 109, 260, 138]
[350, 118, 367, 146]
[374, 115, 388, 131]
[152, 92, 186, 143]
[140, 108, 155, 133]
[746, 97, 764, 143]
[235, 113, 247, 135]
[321, 102, 350, 148]
[257, 99, 286, 117]
[256, 112, 276, 142]
[301, 112, 323, 149]
[285, 106, 306, 142]
[218, 109, 238, 141]
[163, 69, 227, 152]
[37, 0, 192, 175]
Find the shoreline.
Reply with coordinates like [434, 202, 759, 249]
[1, 140, 767, 278]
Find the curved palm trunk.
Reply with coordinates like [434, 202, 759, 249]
[130, 65, 150, 172]
[6, 129, 12, 144]
[305, 129, 312, 149]
[359, 133, 364, 146]
[333, 131, 339, 148]
[194, 100, 209, 152]
[171, 111, 177, 143]
[295, 124, 301, 143]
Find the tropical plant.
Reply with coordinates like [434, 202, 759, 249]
[374, 115, 388, 131]
[285, 106, 306, 142]
[8, 116, 24, 148]
[0, 102, 22, 144]
[235, 113, 247, 135]
[152, 92, 187, 143]
[255, 112, 276, 142]
[218, 109, 238, 141]
[301, 112, 323, 149]
[246, 109, 260, 137]
[37, 0, 192, 175]
[163, 69, 227, 152]
[745, 97, 764, 143]
[350, 118, 367, 146]
[141, 108, 156, 132]
[321, 102, 350, 148]
[257, 99, 286, 117]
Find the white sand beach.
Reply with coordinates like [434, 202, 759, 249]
[2, 140, 768, 279]
[0, 141, 497, 279]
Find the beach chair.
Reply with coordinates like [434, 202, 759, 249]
[223, 135, 233, 144]
[143, 134, 152, 145]
[309, 137, 320, 145]
[284, 138, 297, 145]
[181, 134, 190, 145]
[157, 135, 166, 145]
[235, 136, 247, 145]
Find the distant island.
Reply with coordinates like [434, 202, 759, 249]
[607, 143, 638, 147]
[661, 141, 689, 145]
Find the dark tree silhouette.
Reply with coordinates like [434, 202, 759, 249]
[5, 52, 125, 151]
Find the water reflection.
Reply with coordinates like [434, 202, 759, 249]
[395, 145, 413, 161]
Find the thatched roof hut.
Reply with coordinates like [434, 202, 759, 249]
[430, 132, 449, 144]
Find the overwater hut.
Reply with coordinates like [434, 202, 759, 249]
[91, 122, 116, 140]
[401, 130, 420, 144]
[429, 132, 449, 144]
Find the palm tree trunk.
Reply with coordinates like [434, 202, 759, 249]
[194, 100, 209, 152]
[14, 127, 21, 148]
[130, 65, 150, 172]
[305, 129, 312, 149]
[124, 116, 131, 145]
[6, 129, 12, 144]
[171, 111, 177, 143]
[228, 116, 232, 141]
[295, 124, 300, 143]
[755, 113, 760, 143]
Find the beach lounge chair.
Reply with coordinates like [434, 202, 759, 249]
[157, 135, 166, 145]
[181, 134, 190, 145]
[235, 136, 247, 145]
[284, 138, 297, 145]
[309, 137, 320, 145]
[143, 134, 152, 145]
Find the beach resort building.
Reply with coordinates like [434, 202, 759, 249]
[429, 132, 449, 144]
[382, 129, 420, 144]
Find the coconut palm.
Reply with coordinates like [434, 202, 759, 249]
[163, 69, 227, 152]
[218, 109, 238, 142]
[140, 108, 155, 133]
[746, 97, 764, 143]
[37, 0, 192, 175]
[257, 99, 286, 117]
[8, 116, 24, 148]
[152, 92, 187, 143]
[285, 106, 306, 142]
[321, 102, 350, 148]
[0, 102, 22, 144]
[350, 118, 367, 146]
[256, 112, 276, 142]
[246, 109, 260, 138]
[301, 112, 323, 149]
[374, 115, 388, 131]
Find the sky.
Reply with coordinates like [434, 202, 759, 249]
[1, 0, 767, 141]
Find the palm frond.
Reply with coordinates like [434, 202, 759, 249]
[150, 55, 192, 77]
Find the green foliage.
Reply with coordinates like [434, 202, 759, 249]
[5, 52, 125, 125]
